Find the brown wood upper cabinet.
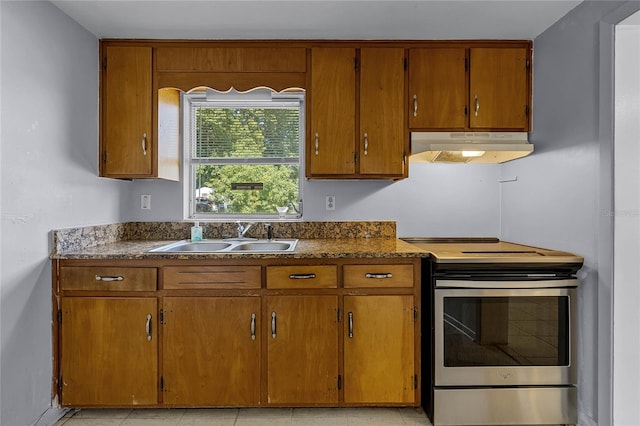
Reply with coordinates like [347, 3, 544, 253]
[469, 47, 530, 130]
[408, 45, 531, 131]
[100, 46, 153, 178]
[156, 47, 307, 72]
[100, 45, 180, 180]
[308, 47, 407, 179]
[408, 47, 467, 130]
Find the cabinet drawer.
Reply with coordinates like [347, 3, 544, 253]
[163, 266, 261, 289]
[344, 264, 414, 288]
[266, 265, 337, 289]
[59, 267, 157, 291]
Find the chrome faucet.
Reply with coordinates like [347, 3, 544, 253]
[236, 222, 254, 239]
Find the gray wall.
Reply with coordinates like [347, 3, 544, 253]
[0, 2, 128, 425]
[127, 162, 502, 238]
[500, 2, 635, 425]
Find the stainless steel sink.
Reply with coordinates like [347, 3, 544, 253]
[231, 241, 294, 252]
[149, 239, 298, 253]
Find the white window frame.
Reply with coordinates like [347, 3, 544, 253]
[182, 89, 305, 220]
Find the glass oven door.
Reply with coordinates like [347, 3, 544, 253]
[434, 287, 577, 387]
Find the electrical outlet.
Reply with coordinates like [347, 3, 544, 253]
[141, 194, 151, 210]
[326, 195, 335, 211]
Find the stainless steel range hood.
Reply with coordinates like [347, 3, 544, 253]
[410, 132, 533, 164]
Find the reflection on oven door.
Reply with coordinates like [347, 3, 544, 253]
[443, 296, 569, 368]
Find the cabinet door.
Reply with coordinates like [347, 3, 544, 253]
[266, 295, 339, 404]
[102, 46, 153, 177]
[408, 48, 467, 129]
[60, 297, 158, 406]
[309, 48, 356, 176]
[344, 295, 415, 404]
[359, 48, 406, 176]
[162, 297, 261, 406]
[469, 47, 529, 130]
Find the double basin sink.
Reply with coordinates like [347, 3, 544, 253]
[149, 238, 298, 253]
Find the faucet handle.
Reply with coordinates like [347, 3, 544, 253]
[264, 223, 273, 240]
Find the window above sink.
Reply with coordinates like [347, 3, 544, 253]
[183, 88, 304, 221]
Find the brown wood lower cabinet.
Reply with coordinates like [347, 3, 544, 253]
[60, 297, 158, 406]
[53, 258, 420, 408]
[162, 297, 261, 406]
[266, 295, 340, 404]
[343, 295, 416, 404]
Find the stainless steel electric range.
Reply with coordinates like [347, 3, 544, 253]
[401, 238, 584, 426]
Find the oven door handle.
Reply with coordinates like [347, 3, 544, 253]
[435, 278, 578, 289]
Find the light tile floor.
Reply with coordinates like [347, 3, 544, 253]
[54, 407, 431, 426]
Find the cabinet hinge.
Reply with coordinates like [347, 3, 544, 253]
[414, 374, 418, 390]
[58, 310, 62, 324]
[337, 375, 342, 390]
[402, 152, 407, 165]
[354, 152, 358, 164]
[102, 57, 107, 71]
[337, 307, 342, 323]
[354, 56, 359, 71]
[160, 376, 164, 391]
[464, 105, 468, 117]
[159, 309, 164, 325]
[58, 376, 63, 392]
[526, 59, 531, 69]
[525, 105, 530, 117]
[102, 151, 107, 164]
[464, 57, 469, 71]
[403, 57, 408, 71]
[413, 307, 418, 322]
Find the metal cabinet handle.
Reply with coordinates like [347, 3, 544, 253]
[474, 95, 480, 117]
[315, 133, 319, 155]
[95, 275, 124, 282]
[365, 273, 393, 279]
[348, 312, 353, 338]
[250, 312, 256, 341]
[364, 133, 368, 156]
[271, 311, 277, 339]
[289, 273, 316, 280]
[141, 133, 148, 156]
[413, 94, 418, 117]
[145, 314, 152, 341]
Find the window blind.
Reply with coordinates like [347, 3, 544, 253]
[190, 101, 300, 161]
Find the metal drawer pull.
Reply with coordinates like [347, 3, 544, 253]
[348, 312, 354, 338]
[95, 275, 124, 282]
[474, 94, 480, 116]
[250, 313, 256, 341]
[364, 133, 368, 156]
[365, 273, 393, 279]
[141, 133, 148, 156]
[145, 314, 152, 341]
[271, 312, 277, 339]
[289, 273, 316, 280]
[413, 94, 418, 117]
[315, 132, 319, 155]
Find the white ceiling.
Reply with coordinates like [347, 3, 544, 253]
[51, 1, 583, 40]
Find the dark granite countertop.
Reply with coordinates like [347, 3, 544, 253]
[51, 237, 428, 260]
[50, 221, 428, 260]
